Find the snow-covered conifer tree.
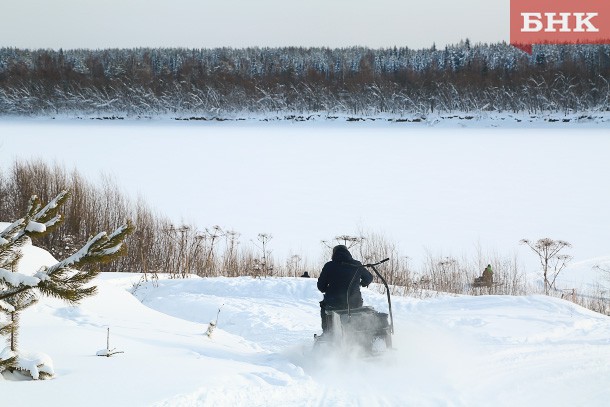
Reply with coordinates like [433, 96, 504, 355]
[0, 190, 132, 379]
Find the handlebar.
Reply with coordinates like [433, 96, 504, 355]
[361, 258, 390, 268]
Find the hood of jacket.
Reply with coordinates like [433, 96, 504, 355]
[331, 245, 353, 262]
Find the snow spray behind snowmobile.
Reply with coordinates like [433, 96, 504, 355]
[314, 258, 394, 354]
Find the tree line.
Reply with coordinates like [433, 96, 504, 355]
[0, 42, 608, 117]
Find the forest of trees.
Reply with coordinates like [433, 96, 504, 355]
[0, 42, 609, 117]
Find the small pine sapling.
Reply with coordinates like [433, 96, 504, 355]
[0, 190, 132, 379]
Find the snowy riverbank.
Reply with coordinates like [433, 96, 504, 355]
[2, 111, 610, 128]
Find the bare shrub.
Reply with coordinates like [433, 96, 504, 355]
[521, 238, 572, 294]
[420, 253, 467, 295]
[356, 231, 416, 295]
[251, 233, 274, 278]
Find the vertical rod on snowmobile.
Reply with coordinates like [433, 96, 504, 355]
[369, 259, 394, 335]
[346, 267, 361, 321]
[344, 258, 394, 334]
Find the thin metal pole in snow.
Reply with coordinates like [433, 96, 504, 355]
[215, 304, 224, 326]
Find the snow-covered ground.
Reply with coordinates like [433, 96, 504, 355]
[2, 241, 610, 406]
[1, 119, 609, 275]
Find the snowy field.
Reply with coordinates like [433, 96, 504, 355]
[0, 119, 609, 276]
[2, 241, 610, 406]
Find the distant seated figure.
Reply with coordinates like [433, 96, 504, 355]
[482, 264, 493, 283]
[474, 264, 493, 287]
[300, 271, 311, 278]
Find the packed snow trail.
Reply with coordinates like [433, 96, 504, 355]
[134, 276, 610, 407]
[3, 269, 610, 406]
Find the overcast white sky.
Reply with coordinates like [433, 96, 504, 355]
[1, 0, 508, 50]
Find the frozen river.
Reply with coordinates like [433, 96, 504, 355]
[1, 119, 609, 271]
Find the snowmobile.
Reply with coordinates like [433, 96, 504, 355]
[472, 276, 494, 288]
[472, 275, 501, 289]
[314, 258, 394, 355]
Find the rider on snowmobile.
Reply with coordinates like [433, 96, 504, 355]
[317, 245, 373, 332]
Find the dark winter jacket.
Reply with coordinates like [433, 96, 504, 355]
[317, 245, 373, 309]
